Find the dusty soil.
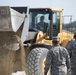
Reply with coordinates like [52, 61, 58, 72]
[0, 32, 26, 75]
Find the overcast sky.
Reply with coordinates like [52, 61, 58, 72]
[0, 0, 76, 23]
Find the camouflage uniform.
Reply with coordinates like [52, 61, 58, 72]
[66, 39, 76, 75]
[44, 44, 71, 75]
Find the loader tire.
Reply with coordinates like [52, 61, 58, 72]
[26, 48, 49, 75]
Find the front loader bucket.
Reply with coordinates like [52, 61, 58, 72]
[0, 6, 29, 75]
[0, 6, 26, 32]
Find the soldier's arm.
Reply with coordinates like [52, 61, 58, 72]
[44, 50, 52, 75]
[65, 48, 71, 75]
[66, 40, 73, 58]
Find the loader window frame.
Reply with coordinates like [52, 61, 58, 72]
[29, 9, 51, 33]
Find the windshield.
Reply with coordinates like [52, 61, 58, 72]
[29, 9, 60, 36]
[29, 9, 50, 33]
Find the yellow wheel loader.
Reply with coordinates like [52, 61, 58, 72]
[25, 8, 74, 75]
[0, 6, 74, 75]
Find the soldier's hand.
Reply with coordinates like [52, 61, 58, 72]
[44, 74, 47, 75]
[67, 69, 71, 75]
[44, 72, 47, 75]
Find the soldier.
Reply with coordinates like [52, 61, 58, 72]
[66, 32, 76, 75]
[44, 37, 71, 75]
[36, 16, 48, 33]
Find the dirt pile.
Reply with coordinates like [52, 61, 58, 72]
[0, 32, 25, 75]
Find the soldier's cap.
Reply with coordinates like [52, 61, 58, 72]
[52, 36, 59, 41]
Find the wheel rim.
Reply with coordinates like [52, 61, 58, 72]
[42, 58, 46, 73]
[42, 58, 50, 75]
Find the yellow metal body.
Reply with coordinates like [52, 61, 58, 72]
[26, 7, 74, 75]
[35, 8, 74, 74]
[36, 8, 73, 47]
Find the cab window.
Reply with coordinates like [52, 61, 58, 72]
[52, 12, 60, 36]
[29, 9, 50, 33]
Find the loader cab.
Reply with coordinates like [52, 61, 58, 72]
[29, 8, 63, 39]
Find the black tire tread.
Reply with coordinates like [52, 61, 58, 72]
[26, 48, 48, 75]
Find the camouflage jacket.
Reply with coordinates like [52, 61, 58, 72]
[66, 39, 76, 68]
[44, 44, 71, 75]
